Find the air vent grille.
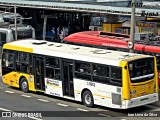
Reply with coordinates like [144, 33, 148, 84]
[32, 41, 47, 45]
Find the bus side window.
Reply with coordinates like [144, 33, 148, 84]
[15, 52, 31, 74]
[7, 54, 14, 68]
[2, 51, 14, 68]
[92, 64, 110, 84]
[75, 61, 91, 80]
[45, 57, 60, 80]
[110, 67, 122, 86]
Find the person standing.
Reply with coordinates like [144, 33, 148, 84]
[59, 28, 64, 42]
[63, 27, 69, 38]
[51, 27, 56, 42]
[56, 26, 61, 43]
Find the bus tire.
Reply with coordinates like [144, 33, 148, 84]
[82, 90, 94, 107]
[20, 77, 29, 93]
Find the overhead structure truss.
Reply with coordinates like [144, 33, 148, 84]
[0, 0, 160, 17]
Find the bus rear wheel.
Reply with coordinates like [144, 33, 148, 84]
[20, 77, 29, 93]
[82, 90, 94, 107]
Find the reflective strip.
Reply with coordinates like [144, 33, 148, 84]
[131, 73, 154, 81]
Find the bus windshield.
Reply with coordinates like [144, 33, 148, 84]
[128, 58, 154, 83]
[0, 32, 6, 45]
[12, 29, 33, 39]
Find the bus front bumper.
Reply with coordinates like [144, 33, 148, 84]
[124, 93, 159, 109]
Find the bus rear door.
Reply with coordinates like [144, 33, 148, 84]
[62, 60, 74, 97]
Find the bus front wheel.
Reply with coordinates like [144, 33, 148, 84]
[82, 90, 94, 107]
[20, 77, 29, 93]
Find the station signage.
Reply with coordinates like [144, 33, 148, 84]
[136, 21, 155, 28]
[128, 41, 134, 49]
[128, 1, 159, 17]
[128, 1, 143, 7]
[141, 10, 159, 18]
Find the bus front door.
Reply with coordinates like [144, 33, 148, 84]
[62, 61, 74, 97]
[33, 56, 45, 91]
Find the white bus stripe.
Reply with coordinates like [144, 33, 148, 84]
[37, 99, 49, 102]
[76, 108, 89, 112]
[5, 91, 15, 94]
[21, 95, 32, 98]
[57, 103, 68, 107]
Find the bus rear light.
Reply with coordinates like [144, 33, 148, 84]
[153, 85, 156, 92]
[130, 93, 133, 98]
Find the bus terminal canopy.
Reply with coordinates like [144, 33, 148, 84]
[0, 0, 160, 17]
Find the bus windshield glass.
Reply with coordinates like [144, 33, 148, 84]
[12, 29, 33, 39]
[0, 33, 6, 45]
[128, 58, 154, 83]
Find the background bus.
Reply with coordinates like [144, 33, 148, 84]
[2, 40, 159, 109]
[0, 11, 35, 46]
[0, 11, 22, 25]
[63, 31, 160, 85]
[0, 24, 35, 46]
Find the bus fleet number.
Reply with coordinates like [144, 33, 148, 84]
[87, 82, 95, 87]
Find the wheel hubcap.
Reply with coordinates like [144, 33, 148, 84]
[85, 94, 91, 105]
[22, 81, 27, 90]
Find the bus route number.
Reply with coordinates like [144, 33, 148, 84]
[87, 81, 95, 87]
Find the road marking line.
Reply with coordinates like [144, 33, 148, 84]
[98, 113, 111, 117]
[0, 107, 11, 111]
[21, 94, 32, 98]
[76, 108, 89, 112]
[5, 91, 15, 94]
[57, 103, 68, 107]
[37, 99, 49, 102]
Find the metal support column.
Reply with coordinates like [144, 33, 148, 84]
[129, 0, 136, 53]
[14, 5, 17, 40]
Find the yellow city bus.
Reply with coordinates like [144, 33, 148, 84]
[1, 39, 159, 109]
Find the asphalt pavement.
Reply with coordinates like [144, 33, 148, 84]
[0, 88, 122, 120]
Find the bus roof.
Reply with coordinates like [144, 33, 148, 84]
[64, 31, 130, 41]
[0, 25, 33, 30]
[3, 39, 151, 66]
[64, 31, 160, 54]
